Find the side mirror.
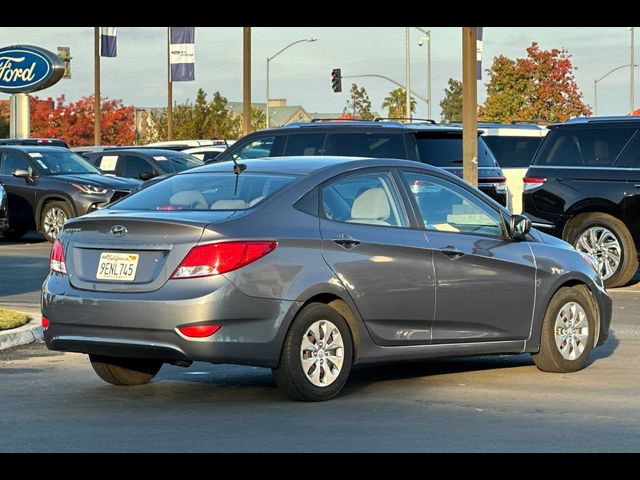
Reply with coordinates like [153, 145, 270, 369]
[509, 214, 532, 240]
[138, 171, 155, 181]
[13, 169, 32, 180]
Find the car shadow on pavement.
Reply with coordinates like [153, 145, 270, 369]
[0, 231, 47, 246]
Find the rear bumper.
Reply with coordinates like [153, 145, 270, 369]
[42, 273, 299, 367]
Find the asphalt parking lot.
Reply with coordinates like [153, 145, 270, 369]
[1, 234, 640, 452]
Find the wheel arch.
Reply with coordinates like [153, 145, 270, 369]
[562, 203, 623, 242]
[35, 195, 77, 231]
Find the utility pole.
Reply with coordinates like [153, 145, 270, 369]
[631, 27, 635, 114]
[167, 27, 173, 141]
[243, 27, 252, 135]
[405, 27, 411, 120]
[94, 27, 101, 145]
[462, 27, 478, 187]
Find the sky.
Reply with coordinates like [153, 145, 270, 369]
[0, 27, 636, 118]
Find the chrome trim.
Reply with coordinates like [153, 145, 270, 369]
[528, 165, 638, 170]
[531, 222, 555, 229]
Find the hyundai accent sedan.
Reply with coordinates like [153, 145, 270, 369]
[42, 157, 612, 401]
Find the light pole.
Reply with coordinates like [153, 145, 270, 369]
[629, 27, 635, 113]
[414, 27, 431, 119]
[405, 27, 411, 120]
[266, 38, 316, 128]
[594, 64, 640, 115]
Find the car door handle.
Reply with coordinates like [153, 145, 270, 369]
[438, 245, 465, 260]
[332, 235, 362, 249]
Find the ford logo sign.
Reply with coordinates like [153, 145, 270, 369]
[0, 45, 64, 94]
[110, 225, 128, 237]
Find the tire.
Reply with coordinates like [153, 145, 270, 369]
[89, 354, 162, 386]
[272, 303, 353, 402]
[532, 286, 596, 373]
[567, 212, 638, 288]
[2, 226, 27, 241]
[40, 201, 73, 243]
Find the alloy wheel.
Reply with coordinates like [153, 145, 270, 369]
[43, 207, 67, 239]
[574, 226, 621, 281]
[554, 301, 589, 361]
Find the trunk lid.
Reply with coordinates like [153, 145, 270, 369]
[63, 209, 238, 293]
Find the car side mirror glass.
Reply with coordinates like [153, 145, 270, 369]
[13, 169, 31, 179]
[509, 214, 531, 240]
[139, 171, 155, 181]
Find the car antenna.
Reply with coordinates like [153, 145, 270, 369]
[232, 156, 246, 195]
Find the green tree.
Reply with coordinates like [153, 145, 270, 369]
[0, 115, 8, 137]
[381, 88, 416, 118]
[343, 83, 374, 120]
[439, 78, 463, 122]
[480, 42, 591, 123]
[251, 106, 266, 131]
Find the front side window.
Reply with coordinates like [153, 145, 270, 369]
[119, 155, 153, 178]
[0, 152, 31, 175]
[111, 172, 296, 211]
[231, 136, 276, 160]
[321, 171, 409, 227]
[327, 133, 405, 158]
[534, 128, 636, 167]
[403, 171, 504, 237]
[153, 153, 203, 173]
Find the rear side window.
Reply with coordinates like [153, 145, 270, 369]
[415, 133, 498, 167]
[326, 133, 405, 158]
[110, 173, 296, 211]
[284, 134, 327, 156]
[534, 128, 636, 167]
[482, 136, 543, 168]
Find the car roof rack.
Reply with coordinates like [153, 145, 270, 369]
[374, 117, 437, 124]
[309, 118, 370, 122]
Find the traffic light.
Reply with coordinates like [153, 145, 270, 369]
[331, 68, 342, 93]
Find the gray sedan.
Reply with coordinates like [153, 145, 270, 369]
[42, 157, 612, 401]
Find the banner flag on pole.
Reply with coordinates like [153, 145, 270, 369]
[169, 27, 195, 82]
[476, 27, 483, 80]
[100, 27, 117, 57]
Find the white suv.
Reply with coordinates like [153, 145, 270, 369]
[480, 123, 547, 213]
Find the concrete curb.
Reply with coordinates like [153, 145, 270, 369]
[0, 308, 43, 352]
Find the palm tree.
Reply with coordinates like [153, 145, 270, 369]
[381, 88, 417, 118]
[251, 106, 266, 131]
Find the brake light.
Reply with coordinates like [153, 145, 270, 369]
[41, 316, 50, 329]
[178, 325, 222, 338]
[171, 241, 277, 279]
[523, 177, 546, 191]
[50, 240, 67, 274]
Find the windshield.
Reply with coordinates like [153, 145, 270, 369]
[153, 153, 204, 173]
[415, 134, 498, 167]
[111, 172, 297, 211]
[482, 136, 543, 168]
[28, 150, 102, 175]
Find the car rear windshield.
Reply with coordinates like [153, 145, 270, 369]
[482, 136, 543, 168]
[110, 172, 297, 211]
[533, 127, 637, 167]
[415, 133, 498, 167]
[152, 153, 204, 173]
[28, 150, 102, 175]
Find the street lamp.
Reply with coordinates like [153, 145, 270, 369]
[629, 27, 635, 113]
[266, 38, 317, 128]
[594, 64, 640, 115]
[415, 27, 432, 119]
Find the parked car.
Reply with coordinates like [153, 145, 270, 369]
[479, 123, 547, 213]
[182, 145, 228, 162]
[0, 183, 7, 232]
[83, 148, 204, 181]
[145, 139, 236, 151]
[42, 156, 611, 401]
[523, 116, 640, 288]
[0, 146, 140, 242]
[0, 138, 69, 148]
[210, 120, 508, 206]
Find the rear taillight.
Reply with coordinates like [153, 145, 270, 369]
[523, 177, 546, 191]
[50, 240, 67, 274]
[41, 316, 50, 329]
[483, 176, 507, 193]
[171, 241, 277, 279]
[178, 325, 222, 338]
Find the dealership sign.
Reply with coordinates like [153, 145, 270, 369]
[0, 45, 64, 93]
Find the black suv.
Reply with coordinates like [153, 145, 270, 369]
[211, 120, 507, 206]
[0, 146, 140, 242]
[524, 116, 640, 287]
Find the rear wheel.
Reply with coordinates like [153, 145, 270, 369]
[567, 212, 637, 288]
[532, 286, 596, 373]
[272, 303, 353, 401]
[89, 354, 162, 386]
[40, 201, 73, 243]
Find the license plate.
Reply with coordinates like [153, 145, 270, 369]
[96, 252, 139, 281]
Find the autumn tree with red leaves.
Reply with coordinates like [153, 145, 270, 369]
[30, 95, 135, 147]
[480, 42, 591, 123]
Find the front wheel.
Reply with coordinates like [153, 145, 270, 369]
[272, 303, 353, 401]
[89, 355, 162, 386]
[40, 201, 73, 243]
[532, 286, 596, 373]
